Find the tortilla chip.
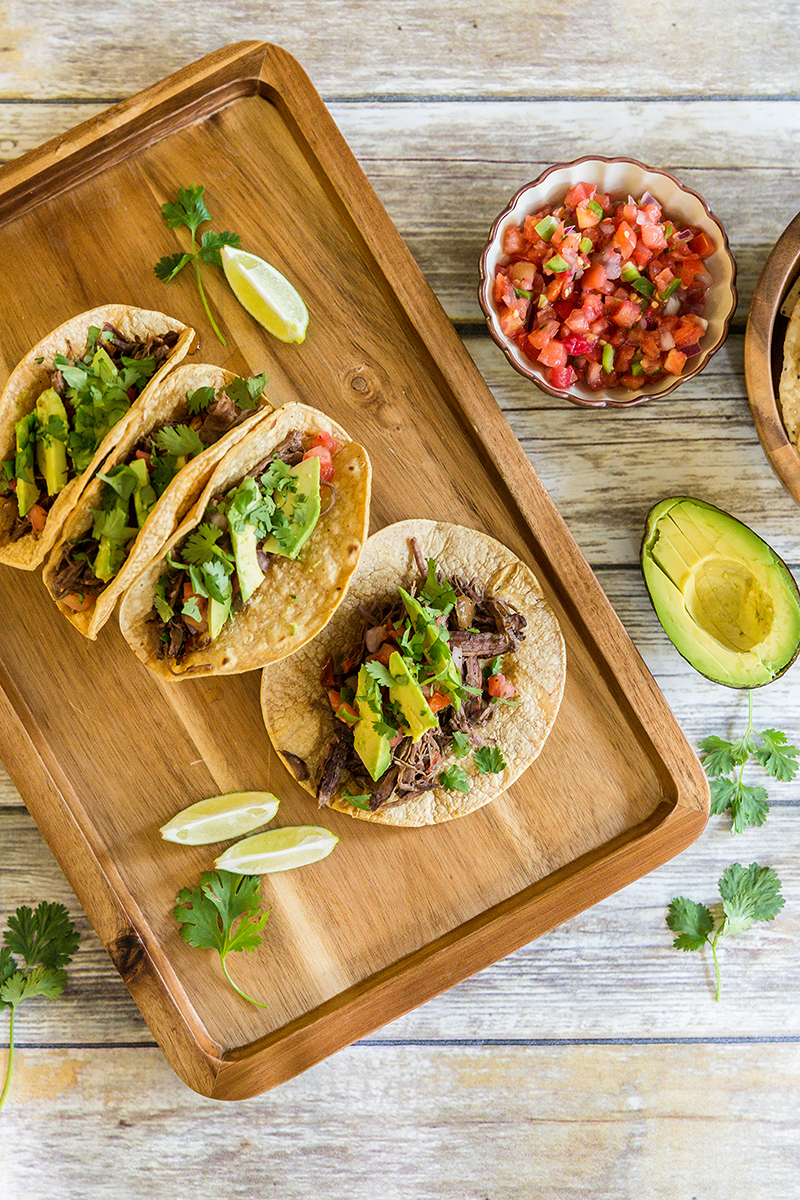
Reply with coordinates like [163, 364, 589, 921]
[42, 362, 275, 639]
[779, 291, 800, 445]
[260, 520, 566, 827]
[118, 402, 372, 678]
[0, 305, 196, 570]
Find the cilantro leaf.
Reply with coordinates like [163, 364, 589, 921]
[197, 228, 241, 266]
[364, 660, 396, 690]
[155, 424, 205, 459]
[439, 765, 469, 794]
[666, 897, 714, 951]
[709, 776, 769, 833]
[342, 791, 372, 811]
[162, 185, 211, 233]
[754, 729, 799, 782]
[0, 964, 66, 1007]
[4, 901, 80, 969]
[181, 523, 224, 565]
[186, 385, 218, 414]
[450, 731, 471, 759]
[174, 870, 270, 1008]
[420, 558, 457, 615]
[698, 735, 739, 778]
[473, 746, 506, 775]
[154, 252, 193, 282]
[718, 862, 785, 925]
[224, 372, 268, 411]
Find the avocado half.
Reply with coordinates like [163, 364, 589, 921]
[641, 497, 800, 688]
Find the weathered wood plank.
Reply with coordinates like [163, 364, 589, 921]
[3, 13, 800, 100]
[1, 1043, 798, 1199]
[3, 798, 797, 1044]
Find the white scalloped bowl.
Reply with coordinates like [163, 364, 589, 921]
[478, 156, 738, 408]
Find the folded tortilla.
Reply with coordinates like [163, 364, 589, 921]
[118, 402, 372, 678]
[42, 362, 275, 639]
[0, 305, 196, 570]
[260, 520, 567, 827]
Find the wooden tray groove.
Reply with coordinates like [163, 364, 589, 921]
[0, 43, 708, 1099]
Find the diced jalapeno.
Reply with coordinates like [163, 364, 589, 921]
[621, 261, 641, 283]
[660, 278, 682, 299]
[545, 254, 569, 273]
[630, 361, 644, 376]
[633, 277, 655, 298]
[602, 343, 615, 373]
[579, 237, 593, 254]
[513, 286, 533, 299]
[535, 215, 559, 241]
[588, 199, 604, 217]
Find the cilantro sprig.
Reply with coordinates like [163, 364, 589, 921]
[154, 185, 241, 345]
[174, 870, 270, 1007]
[667, 863, 784, 1000]
[1, 902, 79, 1111]
[699, 691, 798, 832]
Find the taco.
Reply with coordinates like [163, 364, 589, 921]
[42, 363, 275, 639]
[0, 305, 196, 569]
[260, 520, 566, 827]
[118, 402, 372, 678]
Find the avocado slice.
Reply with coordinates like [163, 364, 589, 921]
[641, 496, 800, 687]
[399, 588, 462, 711]
[91, 345, 119, 384]
[230, 522, 265, 604]
[127, 457, 156, 528]
[353, 664, 392, 781]
[35, 388, 69, 497]
[208, 594, 232, 640]
[262, 455, 322, 559]
[388, 650, 438, 742]
[14, 412, 39, 517]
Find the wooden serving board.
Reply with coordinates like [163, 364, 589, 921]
[0, 42, 709, 1100]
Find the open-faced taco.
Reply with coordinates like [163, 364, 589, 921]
[260, 520, 566, 827]
[118, 402, 372, 678]
[42, 363, 275, 639]
[0, 305, 196, 569]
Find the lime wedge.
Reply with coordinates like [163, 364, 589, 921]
[221, 245, 309, 343]
[160, 791, 280, 845]
[215, 826, 338, 875]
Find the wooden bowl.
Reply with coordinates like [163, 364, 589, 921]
[744, 209, 800, 503]
[478, 156, 738, 409]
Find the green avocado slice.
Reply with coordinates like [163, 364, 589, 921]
[641, 496, 800, 688]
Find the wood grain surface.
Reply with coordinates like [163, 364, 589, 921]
[1, 6, 800, 1197]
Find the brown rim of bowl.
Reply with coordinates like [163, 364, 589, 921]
[478, 154, 738, 409]
[744, 208, 800, 504]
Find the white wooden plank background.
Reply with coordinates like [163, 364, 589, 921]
[2, 7, 800, 1198]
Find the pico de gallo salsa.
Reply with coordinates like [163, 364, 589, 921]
[492, 182, 716, 391]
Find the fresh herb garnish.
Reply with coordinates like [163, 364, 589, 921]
[667, 863, 784, 1000]
[699, 691, 798, 832]
[439, 765, 469, 794]
[1, 902, 79, 1111]
[342, 791, 372, 811]
[225, 372, 268, 411]
[420, 559, 457, 615]
[473, 746, 506, 775]
[174, 870, 270, 1008]
[450, 731, 472, 759]
[155, 424, 205, 459]
[186, 385, 218, 414]
[154, 185, 241, 346]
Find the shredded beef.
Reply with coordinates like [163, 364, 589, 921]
[281, 752, 310, 782]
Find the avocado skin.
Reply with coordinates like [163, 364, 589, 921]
[641, 496, 800, 689]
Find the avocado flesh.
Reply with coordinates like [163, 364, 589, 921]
[353, 664, 392, 781]
[262, 456, 321, 559]
[642, 497, 800, 687]
[14, 413, 39, 517]
[35, 388, 69, 497]
[388, 650, 438, 742]
[208, 594, 231, 640]
[91, 345, 119, 384]
[230, 522, 265, 604]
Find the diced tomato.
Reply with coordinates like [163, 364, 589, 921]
[630, 241, 654, 269]
[639, 331, 662, 360]
[689, 230, 715, 259]
[135, 449, 152, 470]
[615, 345, 636, 372]
[367, 641, 397, 667]
[640, 222, 667, 251]
[581, 263, 608, 292]
[613, 221, 637, 260]
[679, 256, 706, 288]
[575, 200, 601, 229]
[502, 226, 528, 256]
[664, 348, 688, 375]
[320, 655, 337, 689]
[550, 363, 578, 389]
[620, 373, 644, 390]
[426, 691, 451, 715]
[487, 673, 516, 699]
[302, 444, 335, 482]
[672, 317, 703, 347]
[28, 504, 47, 535]
[564, 307, 590, 334]
[564, 182, 596, 207]
[527, 320, 559, 350]
[311, 429, 339, 455]
[562, 333, 592, 357]
[61, 592, 93, 612]
[537, 339, 567, 369]
[609, 298, 643, 329]
[499, 306, 525, 337]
